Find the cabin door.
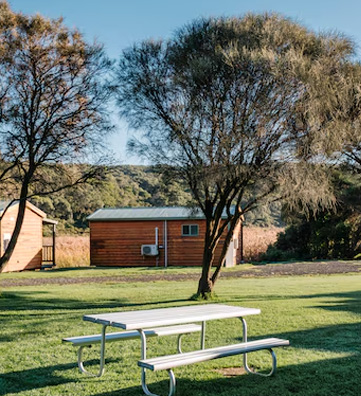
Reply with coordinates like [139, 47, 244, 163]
[225, 239, 236, 267]
[3, 233, 11, 252]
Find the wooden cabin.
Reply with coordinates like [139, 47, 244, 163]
[0, 201, 57, 272]
[88, 207, 243, 268]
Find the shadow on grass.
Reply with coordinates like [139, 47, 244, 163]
[302, 290, 361, 316]
[228, 290, 361, 354]
[2, 353, 360, 396]
[246, 322, 361, 355]
[85, 353, 361, 396]
[225, 289, 361, 315]
[0, 358, 116, 396]
[0, 290, 190, 312]
[0, 290, 129, 313]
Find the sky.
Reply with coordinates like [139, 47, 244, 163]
[9, 0, 361, 164]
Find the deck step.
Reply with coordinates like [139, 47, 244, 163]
[40, 264, 54, 270]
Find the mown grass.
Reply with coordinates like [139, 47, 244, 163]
[0, 264, 257, 281]
[1, 260, 360, 281]
[0, 272, 360, 396]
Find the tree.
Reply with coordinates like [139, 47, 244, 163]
[264, 168, 361, 261]
[116, 14, 353, 297]
[0, 2, 113, 271]
[309, 61, 361, 171]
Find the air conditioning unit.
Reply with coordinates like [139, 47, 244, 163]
[141, 244, 159, 256]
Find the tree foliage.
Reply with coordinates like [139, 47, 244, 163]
[295, 47, 361, 169]
[116, 14, 351, 297]
[264, 169, 361, 261]
[0, 165, 193, 234]
[0, 2, 113, 271]
[0, 164, 281, 234]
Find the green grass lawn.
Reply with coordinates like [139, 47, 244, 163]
[1, 260, 359, 281]
[0, 264, 257, 280]
[0, 271, 360, 396]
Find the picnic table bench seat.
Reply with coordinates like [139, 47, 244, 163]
[63, 324, 202, 347]
[63, 323, 202, 376]
[138, 337, 290, 396]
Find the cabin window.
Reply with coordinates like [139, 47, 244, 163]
[182, 224, 199, 236]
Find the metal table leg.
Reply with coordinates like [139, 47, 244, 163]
[201, 321, 206, 349]
[240, 317, 251, 373]
[138, 329, 177, 396]
[78, 324, 107, 377]
[139, 329, 159, 396]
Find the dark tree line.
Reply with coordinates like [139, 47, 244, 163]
[265, 168, 361, 261]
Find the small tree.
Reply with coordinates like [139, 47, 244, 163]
[0, 2, 113, 271]
[116, 14, 353, 297]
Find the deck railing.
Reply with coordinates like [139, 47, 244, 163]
[42, 245, 54, 264]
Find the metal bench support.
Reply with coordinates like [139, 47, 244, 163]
[240, 317, 277, 377]
[77, 327, 188, 377]
[138, 333, 289, 396]
[66, 324, 201, 377]
[77, 324, 107, 377]
[140, 329, 155, 396]
[140, 347, 279, 396]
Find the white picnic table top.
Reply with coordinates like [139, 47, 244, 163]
[83, 304, 260, 330]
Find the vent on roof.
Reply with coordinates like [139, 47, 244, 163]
[141, 244, 159, 256]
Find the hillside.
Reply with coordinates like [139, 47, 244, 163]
[1, 165, 282, 234]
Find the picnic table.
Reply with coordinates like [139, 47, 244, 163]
[82, 304, 289, 395]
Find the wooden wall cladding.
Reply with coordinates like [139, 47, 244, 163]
[90, 219, 237, 267]
[1, 206, 43, 272]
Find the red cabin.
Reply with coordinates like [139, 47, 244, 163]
[88, 207, 243, 267]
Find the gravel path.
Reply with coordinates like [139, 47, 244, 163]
[1, 261, 361, 288]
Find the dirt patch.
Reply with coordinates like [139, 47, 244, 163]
[226, 261, 361, 277]
[214, 367, 247, 377]
[1, 261, 361, 288]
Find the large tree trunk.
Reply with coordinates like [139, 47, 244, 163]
[0, 179, 29, 272]
[197, 246, 216, 297]
[197, 275, 214, 297]
[196, 213, 219, 298]
[196, 213, 242, 298]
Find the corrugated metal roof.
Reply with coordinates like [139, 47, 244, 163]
[0, 201, 9, 211]
[0, 200, 48, 218]
[0, 200, 14, 214]
[87, 206, 210, 221]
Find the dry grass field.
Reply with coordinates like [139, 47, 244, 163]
[48, 226, 282, 268]
[243, 226, 284, 261]
[44, 235, 90, 268]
